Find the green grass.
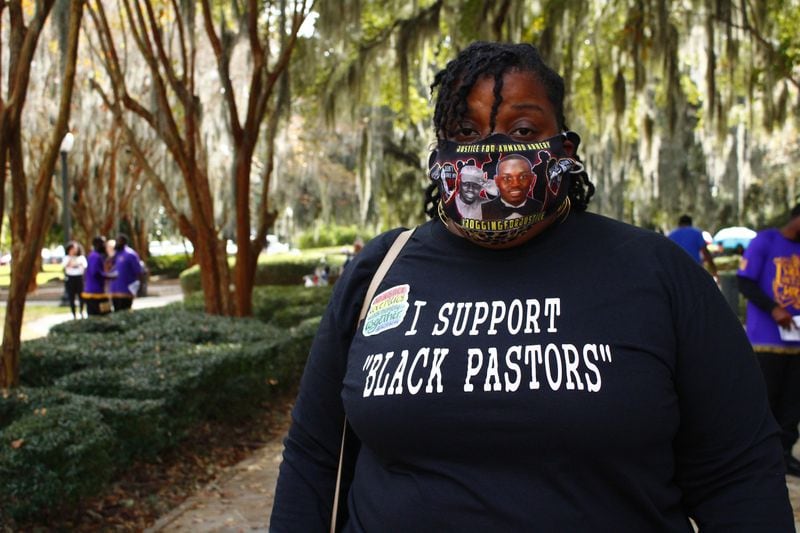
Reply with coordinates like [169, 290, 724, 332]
[0, 304, 74, 341]
[17, 305, 71, 321]
[0, 264, 64, 289]
[254, 247, 350, 265]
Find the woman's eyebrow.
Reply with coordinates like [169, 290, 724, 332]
[511, 102, 546, 113]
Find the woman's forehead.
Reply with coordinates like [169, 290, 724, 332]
[464, 71, 552, 116]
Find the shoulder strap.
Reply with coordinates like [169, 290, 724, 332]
[357, 227, 415, 323]
[330, 226, 415, 533]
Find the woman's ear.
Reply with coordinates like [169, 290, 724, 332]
[428, 150, 438, 168]
[563, 131, 581, 157]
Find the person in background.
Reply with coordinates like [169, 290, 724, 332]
[108, 234, 143, 312]
[270, 41, 793, 531]
[104, 238, 116, 271]
[61, 241, 87, 319]
[737, 204, 800, 477]
[668, 214, 718, 281]
[317, 258, 330, 286]
[343, 238, 364, 270]
[81, 236, 112, 316]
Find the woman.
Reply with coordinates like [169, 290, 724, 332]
[61, 241, 87, 319]
[81, 236, 112, 316]
[270, 42, 793, 531]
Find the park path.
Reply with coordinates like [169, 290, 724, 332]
[145, 433, 285, 532]
[17, 279, 184, 340]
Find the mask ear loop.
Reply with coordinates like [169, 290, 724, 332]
[564, 160, 587, 192]
[568, 160, 585, 175]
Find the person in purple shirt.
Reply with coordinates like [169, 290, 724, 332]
[108, 233, 143, 312]
[81, 236, 112, 316]
[738, 204, 800, 476]
[668, 214, 718, 281]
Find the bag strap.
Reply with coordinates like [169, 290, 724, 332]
[330, 418, 348, 533]
[330, 226, 415, 533]
[357, 228, 415, 323]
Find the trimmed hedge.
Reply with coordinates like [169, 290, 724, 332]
[183, 285, 334, 327]
[0, 288, 328, 522]
[179, 253, 345, 294]
[297, 224, 373, 249]
[0, 403, 117, 519]
[145, 253, 192, 278]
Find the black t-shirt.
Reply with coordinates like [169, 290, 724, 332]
[271, 212, 793, 532]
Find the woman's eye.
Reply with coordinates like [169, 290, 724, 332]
[453, 127, 480, 141]
[510, 127, 537, 140]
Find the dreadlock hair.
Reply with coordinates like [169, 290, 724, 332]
[424, 41, 595, 219]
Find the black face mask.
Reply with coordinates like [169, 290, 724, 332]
[429, 131, 583, 245]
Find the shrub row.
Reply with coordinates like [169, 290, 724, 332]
[179, 253, 346, 294]
[297, 224, 374, 249]
[145, 253, 193, 278]
[0, 294, 325, 521]
[182, 285, 334, 327]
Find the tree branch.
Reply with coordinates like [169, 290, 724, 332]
[251, 0, 309, 130]
[142, 0, 192, 104]
[169, 0, 189, 83]
[6, 0, 56, 111]
[89, 77, 193, 241]
[94, 0, 189, 175]
[201, 0, 242, 139]
[718, 15, 800, 90]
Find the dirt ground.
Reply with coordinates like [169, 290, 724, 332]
[145, 433, 285, 532]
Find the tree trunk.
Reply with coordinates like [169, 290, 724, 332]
[234, 149, 254, 317]
[0, 0, 83, 389]
[0, 240, 42, 387]
[192, 218, 232, 315]
[134, 218, 148, 262]
[1, 266, 28, 387]
[26, 252, 42, 294]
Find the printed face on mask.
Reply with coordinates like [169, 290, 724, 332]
[459, 181, 483, 204]
[495, 157, 534, 206]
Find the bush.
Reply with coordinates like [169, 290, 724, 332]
[70, 395, 173, 460]
[0, 387, 75, 428]
[297, 224, 373, 249]
[0, 298, 326, 521]
[0, 404, 117, 520]
[183, 285, 334, 327]
[0, 388, 172, 463]
[179, 254, 345, 294]
[20, 335, 133, 387]
[145, 253, 192, 278]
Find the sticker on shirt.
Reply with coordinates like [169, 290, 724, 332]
[363, 284, 410, 337]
